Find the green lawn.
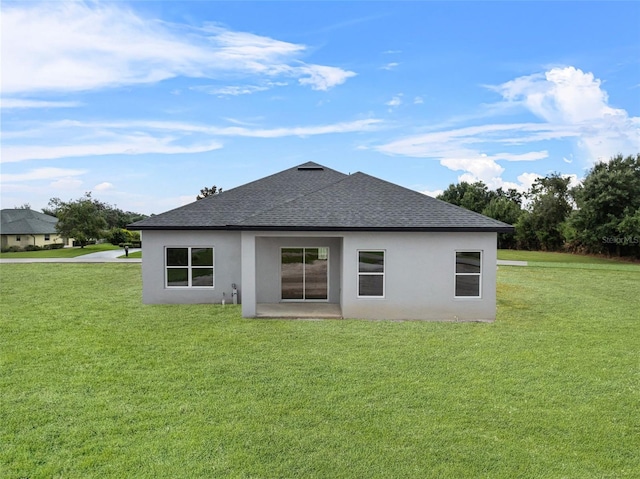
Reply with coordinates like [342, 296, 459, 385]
[498, 248, 636, 265]
[1, 262, 639, 478]
[0, 243, 121, 259]
[118, 250, 142, 259]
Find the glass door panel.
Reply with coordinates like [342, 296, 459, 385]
[281, 248, 304, 300]
[305, 248, 328, 300]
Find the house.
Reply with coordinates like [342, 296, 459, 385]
[129, 162, 514, 321]
[1, 209, 67, 250]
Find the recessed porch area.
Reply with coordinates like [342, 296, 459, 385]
[256, 303, 343, 319]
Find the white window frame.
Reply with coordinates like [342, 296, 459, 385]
[357, 250, 385, 299]
[454, 250, 482, 299]
[165, 246, 215, 288]
[44, 234, 51, 241]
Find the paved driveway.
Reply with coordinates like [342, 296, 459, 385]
[0, 248, 141, 263]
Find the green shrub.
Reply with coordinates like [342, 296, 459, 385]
[24, 245, 42, 251]
[43, 243, 65, 250]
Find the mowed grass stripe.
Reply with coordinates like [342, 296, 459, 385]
[1, 263, 639, 478]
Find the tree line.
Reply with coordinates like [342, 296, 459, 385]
[437, 154, 640, 259]
[44, 193, 148, 247]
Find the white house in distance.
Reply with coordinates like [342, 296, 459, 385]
[129, 162, 514, 321]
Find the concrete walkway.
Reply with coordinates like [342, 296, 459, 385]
[497, 260, 528, 266]
[0, 248, 141, 263]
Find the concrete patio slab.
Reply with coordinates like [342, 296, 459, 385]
[256, 303, 343, 319]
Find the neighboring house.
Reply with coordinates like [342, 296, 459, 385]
[1, 209, 67, 250]
[129, 162, 514, 321]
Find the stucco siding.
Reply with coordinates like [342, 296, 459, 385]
[1, 233, 65, 249]
[141, 230, 241, 304]
[341, 232, 497, 321]
[142, 229, 498, 321]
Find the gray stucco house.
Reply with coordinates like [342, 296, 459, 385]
[129, 162, 513, 321]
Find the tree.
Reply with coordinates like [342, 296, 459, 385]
[15, 203, 32, 210]
[45, 196, 147, 229]
[55, 193, 108, 247]
[197, 185, 222, 200]
[437, 181, 495, 213]
[517, 173, 573, 251]
[569, 153, 640, 257]
[482, 194, 523, 249]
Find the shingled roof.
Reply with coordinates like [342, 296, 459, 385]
[129, 162, 514, 232]
[1, 209, 58, 235]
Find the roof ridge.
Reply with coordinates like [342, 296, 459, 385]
[234, 170, 354, 225]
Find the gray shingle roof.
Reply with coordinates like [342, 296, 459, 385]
[129, 162, 514, 232]
[1, 209, 58, 235]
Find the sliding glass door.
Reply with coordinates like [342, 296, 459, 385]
[281, 247, 329, 301]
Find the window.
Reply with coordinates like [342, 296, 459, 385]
[166, 247, 214, 288]
[455, 251, 482, 298]
[358, 250, 385, 297]
[44, 234, 50, 241]
[16, 236, 21, 241]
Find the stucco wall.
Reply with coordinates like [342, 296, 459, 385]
[141, 230, 241, 304]
[340, 231, 497, 321]
[1, 233, 65, 249]
[142, 229, 498, 321]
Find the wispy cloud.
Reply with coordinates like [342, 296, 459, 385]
[0, 167, 86, 182]
[0, 99, 81, 109]
[1, 1, 356, 95]
[385, 94, 403, 110]
[192, 82, 287, 96]
[2, 138, 223, 163]
[2, 118, 383, 163]
[381, 62, 399, 71]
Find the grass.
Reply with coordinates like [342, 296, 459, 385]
[118, 250, 142, 259]
[1, 262, 639, 478]
[0, 243, 121, 259]
[498, 248, 637, 265]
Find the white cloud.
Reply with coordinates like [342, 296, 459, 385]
[297, 64, 356, 91]
[381, 62, 399, 71]
[421, 189, 443, 198]
[441, 157, 505, 180]
[50, 178, 83, 189]
[2, 138, 223, 163]
[0, 98, 81, 109]
[94, 182, 114, 191]
[1, 118, 382, 163]
[413, 96, 424, 105]
[375, 66, 638, 192]
[386, 94, 403, 110]
[193, 84, 272, 96]
[376, 123, 556, 159]
[493, 66, 640, 161]
[0, 167, 86, 182]
[1, 1, 355, 95]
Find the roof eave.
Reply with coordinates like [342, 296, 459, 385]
[129, 224, 515, 233]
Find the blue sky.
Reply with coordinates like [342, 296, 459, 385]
[2, 1, 639, 215]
